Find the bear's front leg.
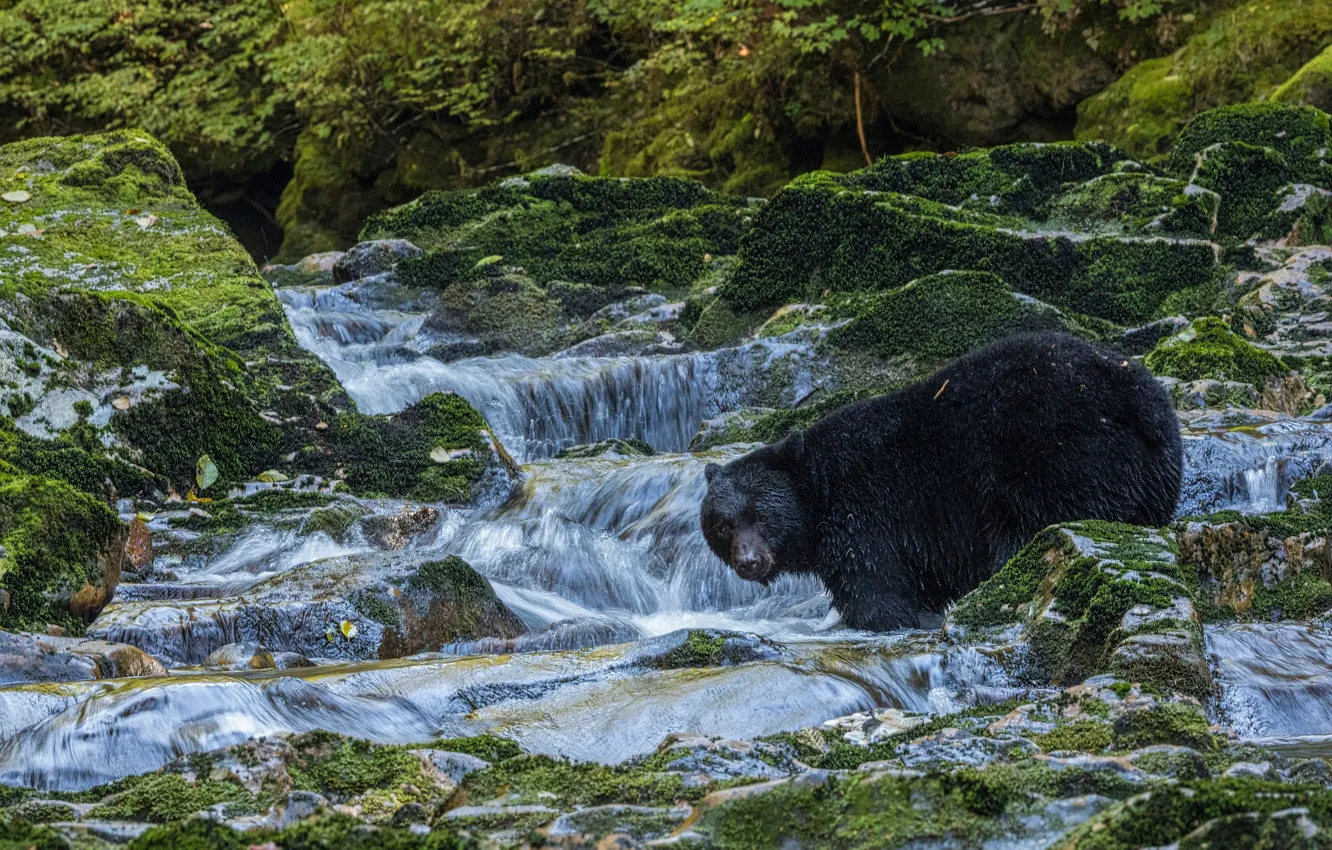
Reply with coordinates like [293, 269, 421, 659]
[825, 568, 921, 631]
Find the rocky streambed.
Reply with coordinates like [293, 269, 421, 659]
[5, 105, 1332, 848]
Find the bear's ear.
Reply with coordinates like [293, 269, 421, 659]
[704, 462, 721, 483]
[781, 430, 806, 467]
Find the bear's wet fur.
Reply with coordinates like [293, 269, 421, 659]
[700, 332, 1184, 631]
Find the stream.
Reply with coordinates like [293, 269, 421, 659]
[6, 277, 1332, 792]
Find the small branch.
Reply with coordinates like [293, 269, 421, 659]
[854, 72, 872, 166]
[793, 386, 825, 409]
[921, 3, 1036, 24]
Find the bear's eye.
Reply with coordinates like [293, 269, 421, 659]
[754, 511, 769, 525]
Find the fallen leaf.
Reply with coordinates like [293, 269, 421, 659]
[196, 454, 219, 491]
[134, 214, 158, 229]
[2, 190, 30, 203]
[257, 469, 289, 483]
[111, 396, 131, 410]
[429, 446, 451, 463]
[340, 620, 358, 639]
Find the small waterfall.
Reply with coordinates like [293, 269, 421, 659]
[1209, 623, 1332, 745]
[279, 284, 821, 461]
[1180, 419, 1332, 516]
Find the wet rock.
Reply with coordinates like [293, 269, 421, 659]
[421, 750, 491, 784]
[359, 505, 440, 550]
[0, 629, 164, 685]
[644, 733, 800, 781]
[90, 552, 525, 664]
[332, 239, 423, 284]
[122, 516, 154, 571]
[1179, 519, 1332, 620]
[947, 523, 1213, 698]
[547, 804, 689, 844]
[555, 439, 656, 460]
[203, 642, 278, 670]
[261, 251, 345, 287]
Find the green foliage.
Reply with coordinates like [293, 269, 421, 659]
[1144, 317, 1288, 388]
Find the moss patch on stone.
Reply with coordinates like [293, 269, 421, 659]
[0, 467, 125, 633]
[363, 170, 751, 298]
[1145, 317, 1288, 388]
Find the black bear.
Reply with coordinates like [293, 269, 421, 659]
[700, 332, 1184, 630]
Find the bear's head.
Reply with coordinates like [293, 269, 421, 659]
[700, 432, 813, 584]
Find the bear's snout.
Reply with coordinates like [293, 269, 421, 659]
[730, 529, 774, 583]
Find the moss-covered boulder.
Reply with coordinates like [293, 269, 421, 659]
[0, 131, 515, 502]
[725, 159, 1225, 325]
[91, 551, 525, 664]
[1145, 317, 1289, 389]
[363, 167, 753, 297]
[825, 271, 1076, 362]
[1275, 44, 1332, 113]
[0, 131, 345, 493]
[947, 522, 1211, 698]
[331, 392, 517, 504]
[1075, 0, 1332, 161]
[0, 467, 127, 633]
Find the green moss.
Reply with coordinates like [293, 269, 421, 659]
[127, 814, 466, 850]
[0, 416, 158, 499]
[331, 393, 494, 502]
[0, 821, 67, 850]
[826, 271, 1073, 362]
[0, 469, 124, 633]
[427, 735, 523, 764]
[458, 754, 696, 809]
[1168, 102, 1332, 178]
[363, 172, 749, 298]
[948, 527, 1067, 629]
[86, 773, 255, 823]
[653, 630, 726, 669]
[1145, 317, 1288, 388]
[724, 172, 1224, 324]
[1032, 720, 1115, 755]
[1112, 702, 1216, 753]
[1274, 44, 1332, 112]
[1075, 1, 1332, 163]
[286, 731, 435, 803]
[1046, 172, 1218, 237]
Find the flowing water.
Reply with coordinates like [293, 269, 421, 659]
[10, 280, 1332, 791]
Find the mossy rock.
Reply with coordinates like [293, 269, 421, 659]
[0, 467, 126, 634]
[724, 167, 1225, 324]
[1167, 102, 1332, 179]
[373, 555, 527, 658]
[1045, 171, 1219, 237]
[0, 131, 352, 493]
[362, 170, 752, 297]
[825, 271, 1077, 362]
[1074, 1, 1332, 162]
[330, 392, 515, 504]
[1275, 44, 1332, 113]
[947, 522, 1211, 698]
[1145, 317, 1288, 389]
